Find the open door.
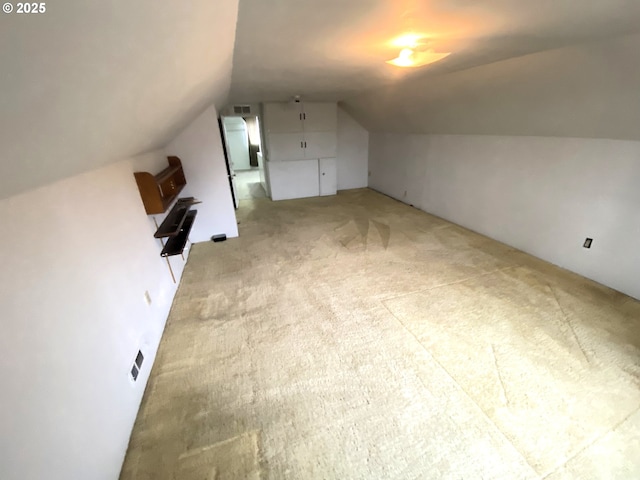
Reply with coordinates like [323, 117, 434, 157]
[218, 117, 239, 209]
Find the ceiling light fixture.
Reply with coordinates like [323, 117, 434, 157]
[386, 34, 451, 68]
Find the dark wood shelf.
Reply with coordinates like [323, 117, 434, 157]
[155, 165, 182, 183]
[154, 197, 201, 238]
[161, 210, 197, 257]
[134, 156, 187, 214]
[158, 185, 185, 213]
[134, 158, 200, 266]
[154, 199, 187, 238]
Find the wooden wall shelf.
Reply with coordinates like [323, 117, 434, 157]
[134, 156, 187, 214]
[154, 197, 200, 238]
[161, 210, 197, 257]
[152, 196, 199, 258]
[148, 195, 199, 283]
[133, 158, 200, 280]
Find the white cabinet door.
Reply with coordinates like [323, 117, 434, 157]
[267, 133, 305, 162]
[319, 158, 337, 196]
[302, 103, 337, 132]
[263, 102, 303, 133]
[303, 131, 337, 159]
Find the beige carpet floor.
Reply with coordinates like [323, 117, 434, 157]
[235, 169, 267, 200]
[120, 188, 640, 480]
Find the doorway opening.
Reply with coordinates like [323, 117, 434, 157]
[220, 115, 268, 203]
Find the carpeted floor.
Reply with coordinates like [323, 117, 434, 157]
[235, 169, 267, 200]
[120, 188, 640, 480]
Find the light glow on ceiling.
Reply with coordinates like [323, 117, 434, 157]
[390, 33, 424, 48]
[386, 32, 451, 68]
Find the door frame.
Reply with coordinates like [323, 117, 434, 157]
[218, 116, 239, 209]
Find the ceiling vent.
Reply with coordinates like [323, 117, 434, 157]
[233, 105, 251, 114]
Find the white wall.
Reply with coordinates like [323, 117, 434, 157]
[337, 106, 369, 190]
[0, 104, 241, 479]
[369, 133, 640, 300]
[0, 159, 181, 480]
[165, 105, 239, 241]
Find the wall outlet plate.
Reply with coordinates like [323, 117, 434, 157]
[583, 238, 593, 248]
[144, 290, 152, 306]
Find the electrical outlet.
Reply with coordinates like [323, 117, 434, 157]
[583, 238, 593, 249]
[403, 190, 407, 198]
[144, 290, 152, 306]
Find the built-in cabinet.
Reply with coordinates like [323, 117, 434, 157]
[264, 102, 337, 200]
[266, 132, 337, 161]
[264, 102, 337, 133]
[268, 159, 320, 201]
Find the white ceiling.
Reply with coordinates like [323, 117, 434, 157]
[3, 0, 640, 199]
[229, 0, 640, 103]
[344, 32, 640, 140]
[0, 0, 239, 200]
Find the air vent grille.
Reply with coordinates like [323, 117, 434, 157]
[135, 350, 144, 369]
[130, 350, 144, 382]
[233, 105, 251, 114]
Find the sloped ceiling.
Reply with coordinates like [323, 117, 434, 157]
[0, 0, 239, 200]
[344, 32, 640, 140]
[230, 0, 640, 140]
[3, 1, 640, 200]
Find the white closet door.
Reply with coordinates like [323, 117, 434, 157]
[302, 103, 337, 132]
[267, 133, 305, 162]
[263, 103, 303, 133]
[319, 158, 337, 196]
[303, 131, 337, 159]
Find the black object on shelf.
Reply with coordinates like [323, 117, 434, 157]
[161, 210, 197, 257]
[154, 197, 201, 238]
